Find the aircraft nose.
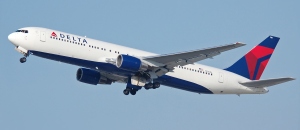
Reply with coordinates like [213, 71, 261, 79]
[8, 33, 15, 43]
[8, 33, 18, 45]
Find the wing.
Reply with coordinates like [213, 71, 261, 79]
[143, 42, 245, 73]
[240, 77, 295, 88]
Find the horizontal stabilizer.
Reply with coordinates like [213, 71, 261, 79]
[240, 77, 295, 88]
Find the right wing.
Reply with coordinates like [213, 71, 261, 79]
[240, 77, 295, 88]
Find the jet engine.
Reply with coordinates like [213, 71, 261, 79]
[76, 68, 112, 85]
[116, 54, 149, 72]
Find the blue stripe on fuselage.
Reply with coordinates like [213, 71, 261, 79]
[30, 51, 213, 94]
[154, 75, 213, 94]
[30, 51, 132, 76]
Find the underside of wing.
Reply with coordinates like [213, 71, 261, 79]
[240, 77, 295, 88]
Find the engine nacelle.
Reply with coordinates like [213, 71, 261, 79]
[116, 54, 148, 72]
[77, 68, 113, 85]
[76, 68, 101, 85]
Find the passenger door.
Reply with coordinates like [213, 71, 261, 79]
[218, 72, 224, 83]
[40, 31, 46, 42]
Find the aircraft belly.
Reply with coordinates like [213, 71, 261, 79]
[30, 50, 134, 77]
[156, 69, 214, 94]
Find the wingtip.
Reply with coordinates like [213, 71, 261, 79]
[289, 77, 296, 80]
[282, 77, 296, 81]
[235, 42, 246, 46]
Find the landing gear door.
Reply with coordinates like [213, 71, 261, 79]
[218, 72, 224, 83]
[40, 31, 46, 42]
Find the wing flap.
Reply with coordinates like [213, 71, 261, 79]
[240, 77, 295, 88]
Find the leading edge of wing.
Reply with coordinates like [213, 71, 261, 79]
[143, 42, 246, 64]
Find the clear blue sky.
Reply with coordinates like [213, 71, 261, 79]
[1, 1, 299, 130]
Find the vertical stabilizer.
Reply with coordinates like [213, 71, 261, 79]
[225, 36, 280, 80]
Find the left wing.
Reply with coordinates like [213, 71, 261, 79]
[144, 42, 245, 70]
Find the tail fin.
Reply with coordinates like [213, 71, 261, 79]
[225, 36, 280, 80]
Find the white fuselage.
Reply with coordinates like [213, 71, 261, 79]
[8, 27, 268, 94]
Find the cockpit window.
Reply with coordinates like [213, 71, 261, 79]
[15, 30, 28, 33]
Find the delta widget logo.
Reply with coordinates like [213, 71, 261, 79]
[50, 32, 88, 43]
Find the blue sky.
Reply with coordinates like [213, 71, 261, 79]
[1, 1, 299, 130]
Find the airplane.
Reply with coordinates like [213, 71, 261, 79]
[8, 27, 295, 96]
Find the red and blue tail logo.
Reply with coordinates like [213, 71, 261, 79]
[225, 36, 280, 80]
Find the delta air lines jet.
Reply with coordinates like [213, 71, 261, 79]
[8, 27, 295, 95]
